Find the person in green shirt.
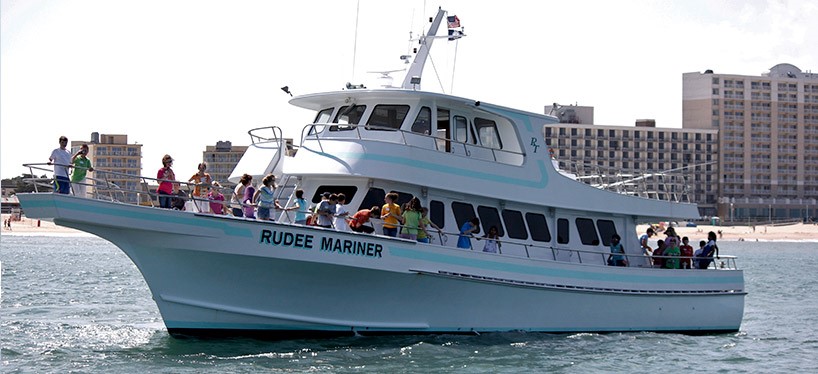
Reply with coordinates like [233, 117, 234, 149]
[70, 144, 94, 198]
[400, 197, 423, 241]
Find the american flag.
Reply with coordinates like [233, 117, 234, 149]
[447, 15, 460, 28]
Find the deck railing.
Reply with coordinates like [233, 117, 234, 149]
[299, 123, 526, 165]
[21, 162, 737, 270]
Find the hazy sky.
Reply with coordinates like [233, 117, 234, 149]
[2, 0, 817, 179]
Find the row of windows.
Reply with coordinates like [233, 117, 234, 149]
[314, 186, 619, 247]
[314, 104, 505, 151]
[549, 127, 715, 142]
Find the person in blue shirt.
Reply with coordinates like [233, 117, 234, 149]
[608, 234, 628, 266]
[457, 217, 480, 249]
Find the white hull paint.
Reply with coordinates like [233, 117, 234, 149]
[19, 193, 745, 337]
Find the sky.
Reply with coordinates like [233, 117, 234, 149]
[2, 0, 817, 180]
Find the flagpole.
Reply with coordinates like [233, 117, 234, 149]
[352, 0, 360, 82]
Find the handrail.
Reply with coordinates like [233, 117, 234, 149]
[299, 123, 525, 164]
[22, 162, 738, 270]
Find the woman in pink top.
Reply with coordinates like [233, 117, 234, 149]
[157, 154, 176, 209]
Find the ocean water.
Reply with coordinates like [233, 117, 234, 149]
[2, 235, 817, 373]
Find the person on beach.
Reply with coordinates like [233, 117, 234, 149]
[70, 144, 94, 198]
[48, 136, 72, 194]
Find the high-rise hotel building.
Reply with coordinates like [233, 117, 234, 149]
[683, 63, 818, 220]
[71, 132, 143, 204]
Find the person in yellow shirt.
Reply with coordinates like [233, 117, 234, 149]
[380, 192, 403, 237]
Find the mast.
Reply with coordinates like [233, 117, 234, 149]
[401, 7, 447, 90]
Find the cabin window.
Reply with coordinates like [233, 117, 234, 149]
[454, 116, 470, 143]
[436, 108, 451, 151]
[557, 218, 569, 244]
[596, 219, 618, 246]
[315, 108, 334, 123]
[452, 201, 479, 235]
[411, 106, 432, 135]
[503, 209, 528, 240]
[311, 185, 359, 204]
[332, 105, 367, 131]
[357, 187, 412, 211]
[477, 206, 504, 236]
[366, 104, 410, 131]
[576, 218, 600, 246]
[525, 212, 551, 242]
[430, 200, 445, 229]
[357, 188, 385, 211]
[475, 118, 503, 149]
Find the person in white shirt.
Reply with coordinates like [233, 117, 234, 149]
[334, 193, 350, 231]
[48, 136, 72, 194]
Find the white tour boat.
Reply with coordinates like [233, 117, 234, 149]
[18, 7, 744, 338]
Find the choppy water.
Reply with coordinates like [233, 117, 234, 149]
[2, 235, 817, 373]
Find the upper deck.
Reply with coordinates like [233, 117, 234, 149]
[286, 89, 701, 221]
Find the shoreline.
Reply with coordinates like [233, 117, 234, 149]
[3, 213, 817, 242]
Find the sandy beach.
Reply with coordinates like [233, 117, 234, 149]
[637, 223, 818, 242]
[2, 213, 817, 241]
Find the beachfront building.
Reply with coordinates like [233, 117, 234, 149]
[543, 120, 719, 217]
[683, 63, 818, 221]
[71, 132, 142, 204]
[202, 141, 248, 189]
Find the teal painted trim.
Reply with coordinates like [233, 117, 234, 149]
[334, 152, 549, 188]
[390, 247, 743, 285]
[23, 196, 252, 238]
[165, 320, 739, 332]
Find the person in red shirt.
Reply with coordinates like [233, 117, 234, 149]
[680, 236, 694, 269]
[349, 206, 381, 234]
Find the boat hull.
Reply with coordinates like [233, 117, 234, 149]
[18, 193, 745, 338]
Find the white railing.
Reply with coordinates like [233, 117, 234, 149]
[300, 123, 526, 166]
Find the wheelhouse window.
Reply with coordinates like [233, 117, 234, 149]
[454, 116, 475, 144]
[575, 218, 600, 246]
[366, 104, 410, 131]
[475, 118, 503, 149]
[315, 108, 334, 123]
[411, 106, 432, 135]
[332, 105, 366, 131]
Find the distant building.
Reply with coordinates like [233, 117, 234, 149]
[683, 63, 818, 220]
[71, 132, 142, 204]
[544, 122, 719, 216]
[202, 141, 248, 189]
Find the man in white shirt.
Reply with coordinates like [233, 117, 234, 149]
[48, 136, 72, 194]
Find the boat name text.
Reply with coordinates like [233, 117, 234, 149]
[259, 229, 383, 258]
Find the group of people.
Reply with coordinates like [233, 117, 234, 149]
[629, 227, 719, 269]
[48, 136, 94, 196]
[342, 192, 444, 245]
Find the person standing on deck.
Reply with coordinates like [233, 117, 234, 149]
[48, 136, 72, 194]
